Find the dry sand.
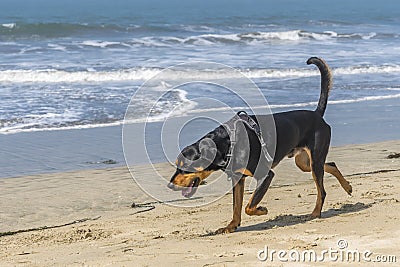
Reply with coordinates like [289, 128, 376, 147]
[1, 140, 400, 266]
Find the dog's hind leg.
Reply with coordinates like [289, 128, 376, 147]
[298, 145, 328, 218]
[245, 170, 275, 216]
[306, 129, 330, 219]
[294, 150, 312, 172]
[310, 158, 326, 218]
[324, 162, 352, 195]
[295, 150, 352, 196]
[216, 177, 245, 234]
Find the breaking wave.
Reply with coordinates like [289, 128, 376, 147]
[134, 30, 380, 46]
[1, 64, 400, 83]
[0, 22, 393, 44]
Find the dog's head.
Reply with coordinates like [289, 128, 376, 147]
[168, 138, 227, 198]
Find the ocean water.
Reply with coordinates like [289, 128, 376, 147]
[1, 0, 400, 134]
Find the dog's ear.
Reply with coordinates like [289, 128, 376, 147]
[199, 138, 217, 163]
[199, 138, 226, 167]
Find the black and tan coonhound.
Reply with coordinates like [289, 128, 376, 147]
[168, 57, 352, 234]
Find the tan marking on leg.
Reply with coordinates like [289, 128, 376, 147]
[302, 147, 323, 218]
[216, 178, 245, 234]
[294, 150, 311, 172]
[245, 193, 268, 216]
[310, 170, 323, 218]
[295, 150, 352, 196]
[234, 168, 253, 177]
[324, 163, 352, 195]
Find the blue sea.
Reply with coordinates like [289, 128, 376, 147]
[1, 0, 400, 134]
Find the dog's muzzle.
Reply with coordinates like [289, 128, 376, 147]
[167, 177, 200, 198]
[167, 182, 178, 190]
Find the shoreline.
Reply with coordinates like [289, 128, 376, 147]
[1, 138, 400, 181]
[1, 140, 399, 266]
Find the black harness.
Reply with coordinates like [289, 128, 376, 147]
[222, 111, 273, 178]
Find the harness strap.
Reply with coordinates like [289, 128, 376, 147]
[222, 111, 273, 178]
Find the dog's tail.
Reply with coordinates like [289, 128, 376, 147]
[307, 57, 332, 117]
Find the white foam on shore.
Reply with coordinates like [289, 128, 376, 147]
[47, 43, 67, 51]
[81, 40, 123, 48]
[2, 92, 399, 135]
[0, 89, 197, 135]
[0, 109, 82, 134]
[140, 89, 198, 123]
[0, 68, 162, 83]
[1, 64, 400, 83]
[188, 93, 400, 114]
[0, 120, 124, 135]
[1, 23, 16, 29]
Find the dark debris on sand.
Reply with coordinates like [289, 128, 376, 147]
[387, 153, 400, 159]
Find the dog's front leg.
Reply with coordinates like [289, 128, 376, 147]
[245, 170, 275, 216]
[215, 177, 245, 234]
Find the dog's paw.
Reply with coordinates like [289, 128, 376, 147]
[345, 183, 353, 195]
[215, 225, 237, 234]
[309, 211, 321, 219]
[245, 206, 268, 216]
[256, 206, 269, 215]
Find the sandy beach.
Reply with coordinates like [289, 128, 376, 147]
[2, 1, 400, 266]
[1, 140, 399, 266]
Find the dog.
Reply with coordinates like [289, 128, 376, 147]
[168, 57, 352, 234]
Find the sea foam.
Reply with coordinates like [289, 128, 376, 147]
[1, 64, 400, 83]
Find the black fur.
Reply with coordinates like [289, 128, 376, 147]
[169, 57, 352, 234]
